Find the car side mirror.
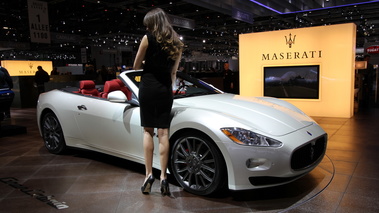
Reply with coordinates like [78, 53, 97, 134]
[108, 91, 127, 103]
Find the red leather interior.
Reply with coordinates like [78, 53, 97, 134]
[112, 79, 132, 100]
[100, 80, 121, 98]
[79, 80, 99, 96]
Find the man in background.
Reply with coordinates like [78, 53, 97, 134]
[34, 66, 50, 94]
[223, 63, 233, 93]
[360, 55, 375, 107]
[0, 65, 14, 120]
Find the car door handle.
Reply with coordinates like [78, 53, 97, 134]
[77, 105, 87, 110]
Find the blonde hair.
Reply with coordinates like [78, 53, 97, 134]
[143, 8, 184, 60]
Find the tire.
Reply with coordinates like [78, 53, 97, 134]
[170, 132, 227, 196]
[41, 112, 66, 154]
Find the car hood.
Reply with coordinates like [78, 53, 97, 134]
[174, 94, 315, 136]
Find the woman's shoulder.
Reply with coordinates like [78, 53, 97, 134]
[146, 33, 157, 44]
[146, 32, 153, 39]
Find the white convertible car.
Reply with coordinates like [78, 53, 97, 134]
[37, 70, 327, 196]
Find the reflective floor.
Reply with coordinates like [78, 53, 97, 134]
[0, 107, 378, 213]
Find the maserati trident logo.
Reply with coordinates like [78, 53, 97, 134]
[285, 33, 296, 48]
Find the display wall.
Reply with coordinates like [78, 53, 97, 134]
[1, 60, 53, 76]
[239, 23, 356, 118]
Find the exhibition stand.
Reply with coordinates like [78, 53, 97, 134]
[239, 23, 356, 118]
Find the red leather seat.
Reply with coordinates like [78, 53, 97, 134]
[100, 80, 121, 98]
[79, 80, 99, 96]
[112, 79, 132, 100]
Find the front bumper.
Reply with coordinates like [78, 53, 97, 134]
[217, 124, 327, 191]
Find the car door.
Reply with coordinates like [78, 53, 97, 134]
[71, 96, 144, 161]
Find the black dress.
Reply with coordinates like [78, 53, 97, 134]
[139, 33, 175, 128]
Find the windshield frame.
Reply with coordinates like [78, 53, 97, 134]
[123, 70, 224, 99]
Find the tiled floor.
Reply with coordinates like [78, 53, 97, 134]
[0, 107, 378, 213]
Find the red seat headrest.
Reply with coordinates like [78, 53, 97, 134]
[112, 79, 124, 87]
[103, 80, 120, 93]
[80, 80, 96, 89]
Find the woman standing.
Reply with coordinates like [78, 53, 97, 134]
[133, 8, 183, 196]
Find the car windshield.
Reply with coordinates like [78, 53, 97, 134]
[125, 71, 224, 99]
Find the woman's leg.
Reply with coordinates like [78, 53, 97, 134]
[157, 128, 170, 180]
[143, 127, 154, 179]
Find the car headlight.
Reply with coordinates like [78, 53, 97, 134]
[221, 127, 282, 147]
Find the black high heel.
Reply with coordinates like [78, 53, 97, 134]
[160, 179, 170, 196]
[141, 175, 155, 194]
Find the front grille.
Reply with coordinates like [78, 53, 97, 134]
[291, 134, 327, 170]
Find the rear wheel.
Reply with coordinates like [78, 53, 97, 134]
[170, 132, 227, 196]
[41, 112, 66, 154]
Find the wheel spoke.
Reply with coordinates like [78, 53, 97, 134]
[187, 172, 194, 187]
[201, 164, 215, 174]
[198, 173, 208, 187]
[174, 159, 187, 164]
[195, 141, 203, 156]
[203, 158, 215, 164]
[199, 149, 210, 161]
[176, 165, 189, 174]
[194, 174, 200, 189]
[179, 143, 189, 158]
[182, 170, 190, 180]
[43, 121, 51, 131]
[185, 138, 192, 153]
[199, 168, 214, 182]
[47, 117, 56, 128]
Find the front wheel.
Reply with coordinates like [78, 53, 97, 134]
[170, 132, 227, 196]
[41, 112, 66, 154]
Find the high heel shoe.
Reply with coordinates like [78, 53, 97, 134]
[141, 175, 155, 194]
[160, 179, 170, 196]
